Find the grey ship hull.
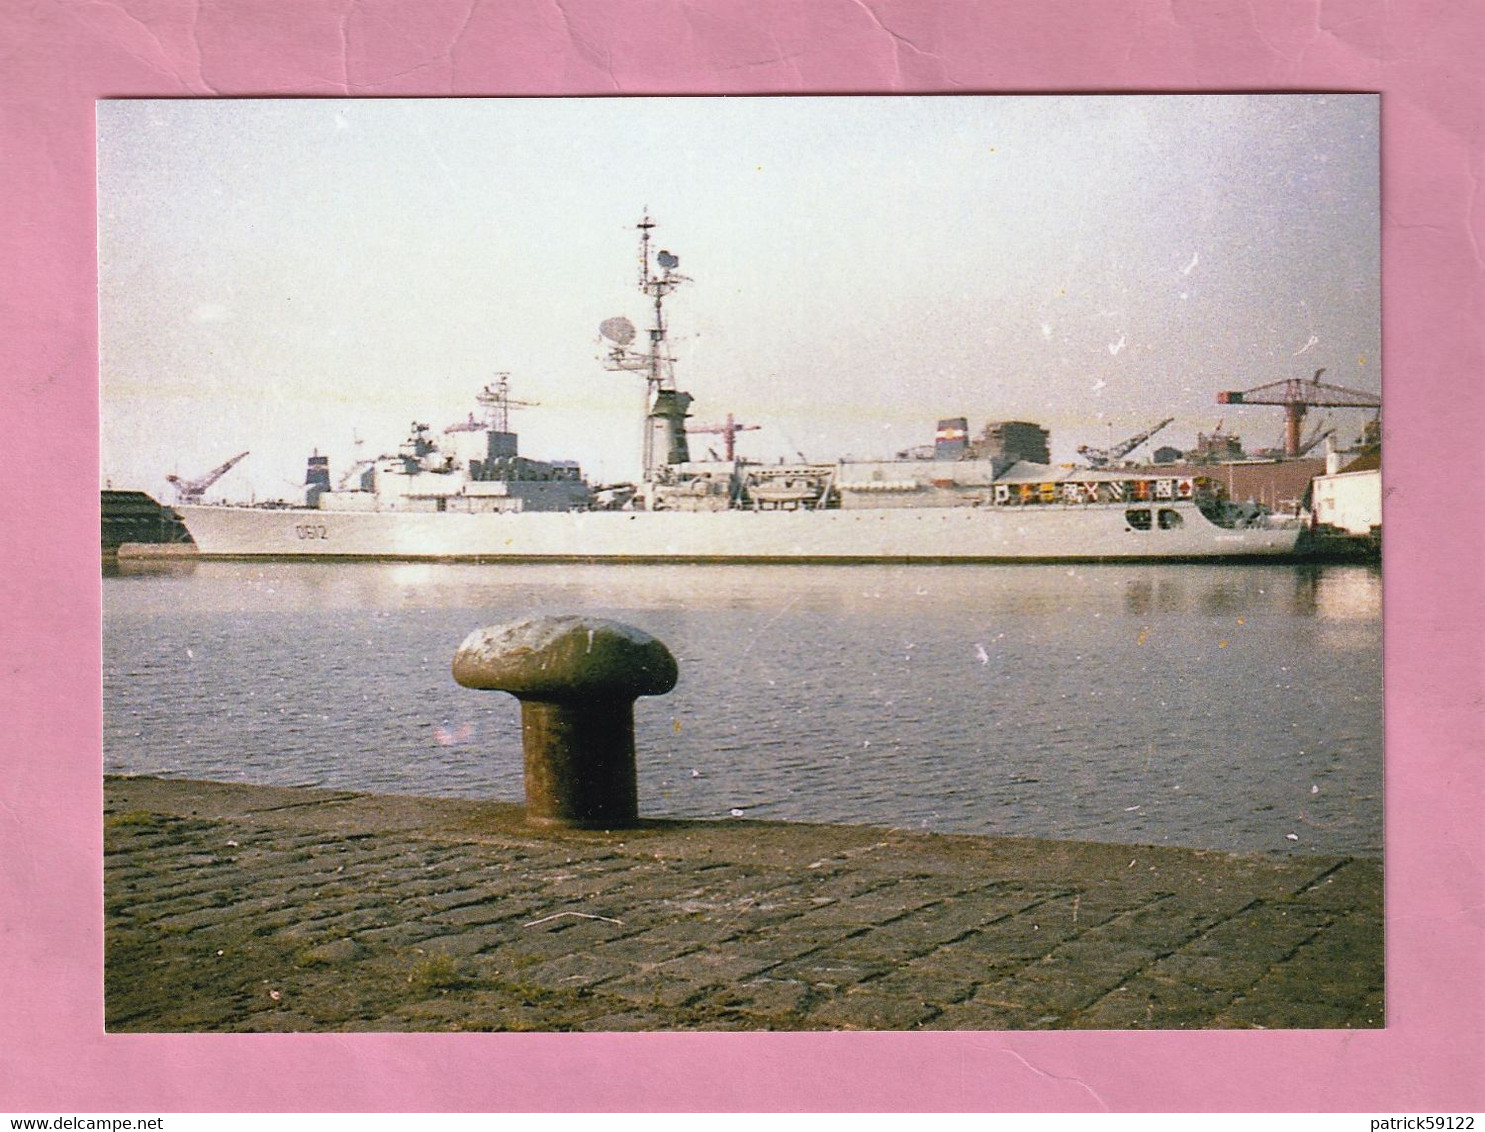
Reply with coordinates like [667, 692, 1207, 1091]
[176, 500, 1303, 562]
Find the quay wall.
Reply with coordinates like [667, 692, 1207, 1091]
[105, 775, 1383, 1033]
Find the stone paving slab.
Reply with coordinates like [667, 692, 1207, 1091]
[104, 775, 1383, 1033]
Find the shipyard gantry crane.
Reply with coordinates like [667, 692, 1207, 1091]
[686, 413, 760, 461]
[1077, 417, 1174, 468]
[166, 451, 249, 504]
[1218, 368, 1380, 458]
[1292, 420, 1336, 458]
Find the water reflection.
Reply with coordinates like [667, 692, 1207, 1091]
[102, 561, 1383, 855]
[106, 559, 1381, 622]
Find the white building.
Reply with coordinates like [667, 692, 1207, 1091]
[1312, 448, 1381, 536]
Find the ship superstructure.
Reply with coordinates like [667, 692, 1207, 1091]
[308, 374, 591, 517]
[174, 216, 1307, 562]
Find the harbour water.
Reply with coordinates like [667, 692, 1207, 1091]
[102, 560, 1382, 855]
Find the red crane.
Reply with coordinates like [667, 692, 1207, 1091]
[686, 413, 760, 461]
[1217, 368, 1380, 458]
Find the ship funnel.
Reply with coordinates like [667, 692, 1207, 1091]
[305, 451, 331, 506]
[935, 418, 969, 461]
[649, 389, 694, 467]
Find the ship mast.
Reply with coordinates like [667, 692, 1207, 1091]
[602, 212, 691, 481]
[475, 373, 537, 434]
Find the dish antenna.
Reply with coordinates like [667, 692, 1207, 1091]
[599, 316, 636, 346]
[656, 250, 679, 270]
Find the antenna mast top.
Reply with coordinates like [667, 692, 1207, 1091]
[633, 210, 687, 394]
[475, 373, 538, 433]
[637, 210, 657, 290]
[606, 214, 687, 391]
[603, 214, 695, 479]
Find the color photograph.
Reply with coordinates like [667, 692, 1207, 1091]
[99, 95, 1382, 1033]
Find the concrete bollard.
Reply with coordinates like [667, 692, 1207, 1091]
[452, 615, 678, 830]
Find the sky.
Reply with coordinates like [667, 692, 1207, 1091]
[98, 95, 1380, 501]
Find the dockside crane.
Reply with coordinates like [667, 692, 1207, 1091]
[166, 451, 249, 504]
[686, 413, 760, 461]
[1217, 368, 1380, 458]
[1293, 420, 1336, 458]
[1077, 417, 1174, 468]
[1252, 419, 1335, 460]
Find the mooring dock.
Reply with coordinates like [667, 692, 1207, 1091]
[105, 775, 1382, 1032]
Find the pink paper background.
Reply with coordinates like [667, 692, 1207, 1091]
[3, 0, 1481, 1113]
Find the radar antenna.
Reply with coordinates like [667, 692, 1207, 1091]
[475, 373, 539, 433]
[601, 211, 692, 478]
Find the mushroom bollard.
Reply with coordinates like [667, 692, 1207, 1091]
[452, 616, 678, 829]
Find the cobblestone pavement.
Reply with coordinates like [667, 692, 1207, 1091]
[104, 776, 1383, 1032]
